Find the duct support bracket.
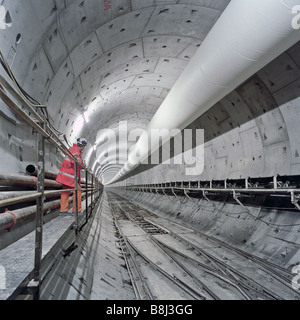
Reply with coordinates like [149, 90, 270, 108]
[233, 190, 251, 214]
[171, 188, 179, 200]
[202, 190, 210, 202]
[184, 188, 192, 200]
[291, 191, 300, 212]
[32, 116, 46, 300]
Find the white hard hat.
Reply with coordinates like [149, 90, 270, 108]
[77, 137, 87, 146]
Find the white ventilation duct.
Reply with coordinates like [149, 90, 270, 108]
[106, 0, 300, 184]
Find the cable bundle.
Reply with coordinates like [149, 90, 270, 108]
[0, 49, 71, 146]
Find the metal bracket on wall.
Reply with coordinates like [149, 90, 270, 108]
[202, 190, 210, 202]
[232, 190, 251, 214]
[184, 188, 192, 200]
[290, 191, 300, 211]
[171, 187, 179, 200]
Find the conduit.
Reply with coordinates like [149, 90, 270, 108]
[0, 190, 94, 232]
[25, 164, 92, 187]
[0, 189, 71, 208]
[0, 191, 41, 201]
[107, 0, 300, 184]
[0, 173, 62, 189]
[26, 165, 57, 181]
[0, 199, 62, 232]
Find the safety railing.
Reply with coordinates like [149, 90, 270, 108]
[0, 73, 102, 299]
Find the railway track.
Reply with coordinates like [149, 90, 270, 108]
[108, 192, 300, 300]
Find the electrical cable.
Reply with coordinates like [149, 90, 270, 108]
[0, 48, 71, 146]
[156, 188, 300, 231]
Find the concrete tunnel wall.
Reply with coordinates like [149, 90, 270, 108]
[0, 0, 300, 294]
[1, 41, 300, 182]
[114, 42, 300, 185]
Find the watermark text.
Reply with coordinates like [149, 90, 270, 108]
[95, 121, 204, 175]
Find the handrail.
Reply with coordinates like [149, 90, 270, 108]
[0, 71, 101, 299]
[0, 188, 95, 208]
[0, 190, 95, 233]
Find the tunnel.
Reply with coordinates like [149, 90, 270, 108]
[0, 0, 300, 302]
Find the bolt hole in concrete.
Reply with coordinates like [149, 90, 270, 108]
[15, 33, 21, 45]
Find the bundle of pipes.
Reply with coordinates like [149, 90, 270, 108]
[0, 173, 62, 189]
[0, 199, 62, 232]
[0, 166, 96, 232]
[0, 191, 94, 232]
[0, 190, 95, 230]
[25, 164, 57, 181]
[25, 164, 93, 188]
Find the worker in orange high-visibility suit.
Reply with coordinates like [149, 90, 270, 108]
[56, 138, 87, 215]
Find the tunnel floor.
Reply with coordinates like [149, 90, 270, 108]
[104, 191, 300, 300]
[1, 190, 300, 300]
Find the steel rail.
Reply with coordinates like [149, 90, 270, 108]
[125, 195, 289, 300]
[126, 238, 206, 300]
[151, 236, 252, 300]
[110, 192, 300, 300]
[120, 198, 255, 300]
[110, 197, 208, 300]
[148, 236, 221, 300]
[180, 224, 297, 287]
[112, 216, 154, 300]
[168, 232, 282, 300]
[125, 188, 299, 283]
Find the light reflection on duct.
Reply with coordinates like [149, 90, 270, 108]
[84, 146, 94, 168]
[73, 115, 84, 137]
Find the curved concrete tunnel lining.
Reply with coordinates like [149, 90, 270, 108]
[42, 1, 229, 180]
[107, 0, 300, 185]
[0, 0, 300, 300]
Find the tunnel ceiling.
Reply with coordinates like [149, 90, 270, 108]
[1, 0, 299, 184]
[0, 0, 231, 183]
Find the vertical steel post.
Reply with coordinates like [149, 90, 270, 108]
[273, 175, 278, 189]
[94, 179, 97, 203]
[85, 171, 88, 222]
[33, 120, 45, 300]
[74, 163, 79, 236]
[91, 175, 94, 207]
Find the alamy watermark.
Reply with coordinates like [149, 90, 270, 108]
[95, 121, 204, 175]
[292, 5, 300, 30]
[0, 265, 6, 290]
